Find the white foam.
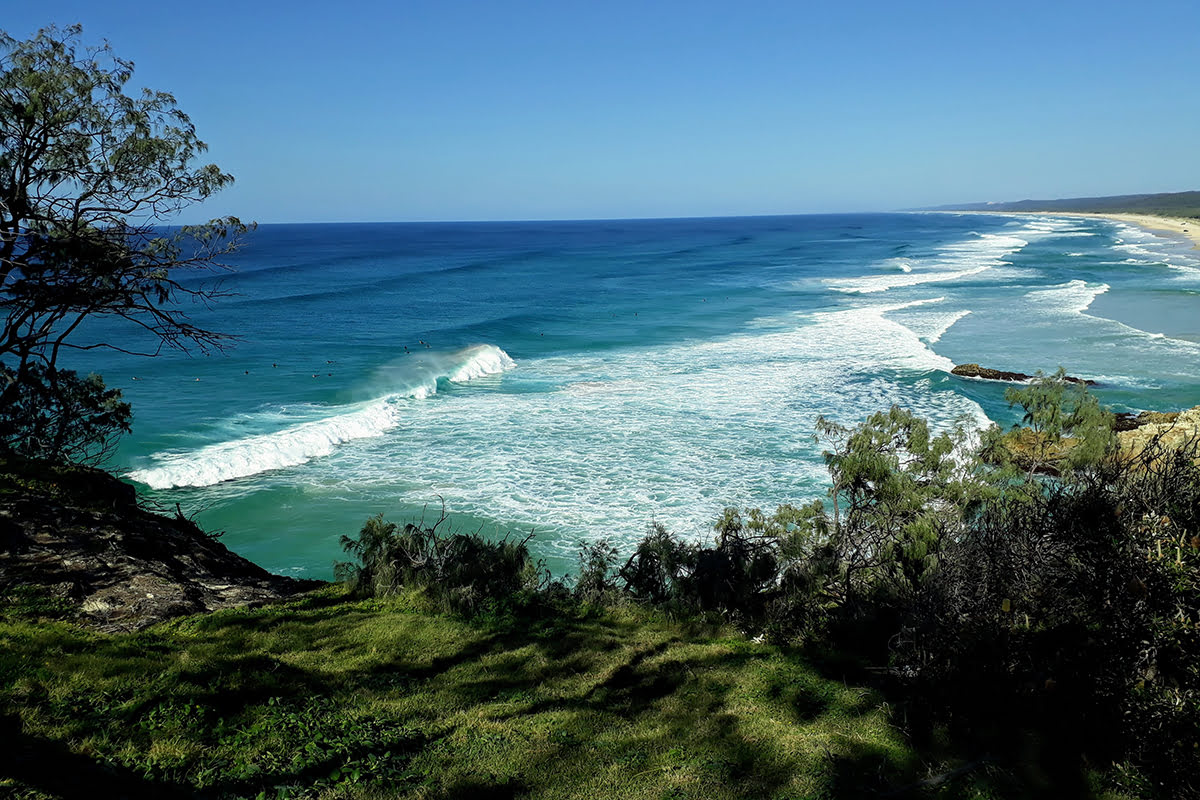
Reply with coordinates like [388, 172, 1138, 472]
[128, 401, 403, 489]
[924, 310, 972, 343]
[827, 265, 991, 294]
[1021, 281, 1200, 356]
[1025, 279, 1109, 315]
[825, 229, 1030, 294]
[449, 346, 517, 382]
[128, 345, 516, 489]
[302, 303, 989, 560]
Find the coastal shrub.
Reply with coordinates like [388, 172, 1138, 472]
[336, 512, 552, 614]
[890, 415, 1200, 796]
[573, 537, 620, 603]
[613, 514, 782, 617]
[616, 522, 695, 606]
[980, 369, 1116, 476]
[0, 364, 131, 465]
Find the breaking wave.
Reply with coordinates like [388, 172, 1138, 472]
[128, 345, 515, 489]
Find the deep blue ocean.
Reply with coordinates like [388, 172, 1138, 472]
[71, 213, 1200, 578]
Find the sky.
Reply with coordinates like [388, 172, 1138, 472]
[5, 1, 1199, 223]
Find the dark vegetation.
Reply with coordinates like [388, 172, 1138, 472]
[930, 190, 1200, 220]
[330, 375, 1200, 798]
[0, 25, 248, 464]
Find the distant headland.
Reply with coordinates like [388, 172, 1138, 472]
[919, 190, 1200, 247]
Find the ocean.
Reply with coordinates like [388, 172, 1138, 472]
[72, 212, 1200, 578]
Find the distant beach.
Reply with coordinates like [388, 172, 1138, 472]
[1057, 212, 1200, 249]
[961, 210, 1200, 249]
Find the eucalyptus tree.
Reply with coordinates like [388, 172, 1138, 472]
[0, 25, 248, 461]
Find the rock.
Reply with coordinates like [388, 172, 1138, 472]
[1116, 406, 1200, 462]
[950, 363, 1095, 386]
[1113, 410, 1180, 432]
[0, 460, 322, 632]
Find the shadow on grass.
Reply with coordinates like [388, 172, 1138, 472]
[1, 602, 997, 799]
[1, 713, 194, 799]
[797, 645, 1110, 800]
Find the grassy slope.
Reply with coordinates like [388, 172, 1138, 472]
[1, 587, 922, 800]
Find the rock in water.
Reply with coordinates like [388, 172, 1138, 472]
[950, 363, 1095, 386]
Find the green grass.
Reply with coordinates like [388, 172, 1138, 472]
[0, 587, 931, 799]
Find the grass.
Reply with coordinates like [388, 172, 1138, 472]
[0, 586, 934, 800]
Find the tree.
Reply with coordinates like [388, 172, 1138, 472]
[979, 369, 1115, 478]
[0, 362, 130, 464]
[814, 407, 976, 609]
[0, 25, 249, 460]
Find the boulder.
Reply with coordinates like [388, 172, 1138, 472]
[1116, 406, 1200, 462]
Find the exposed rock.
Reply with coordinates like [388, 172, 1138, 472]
[0, 458, 322, 632]
[950, 363, 1095, 386]
[1116, 406, 1200, 462]
[1113, 410, 1180, 432]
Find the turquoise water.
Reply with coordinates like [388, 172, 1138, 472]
[71, 213, 1200, 578]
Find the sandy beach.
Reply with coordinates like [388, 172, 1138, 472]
[1041, 211, 1200, 249]
[959, 210, 1200, 249]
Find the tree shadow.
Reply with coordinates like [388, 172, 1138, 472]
[797, 644, 1109, 799]
[0, 712, 196, 799]
[1, 605, 934, 799]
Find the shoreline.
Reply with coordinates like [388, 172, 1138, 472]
[948, 209, 1200, 249]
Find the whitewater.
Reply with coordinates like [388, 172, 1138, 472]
[72, 213, 1200, 576]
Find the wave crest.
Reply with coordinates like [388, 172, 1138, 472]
[128, 344, 516, 489]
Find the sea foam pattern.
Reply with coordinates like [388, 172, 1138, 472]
[88, 213, 1200, 576]
[309, 300, 989, 559]
[824, 230, 1030, 294]
[128, 345, 515, 489]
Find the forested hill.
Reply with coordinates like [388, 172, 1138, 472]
[922, 189, 1200, 218]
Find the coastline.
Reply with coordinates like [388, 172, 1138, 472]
[952, 209, 1200, 249]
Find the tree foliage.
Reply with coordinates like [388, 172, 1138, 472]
[980, 368, 1116, 476]
[0, 25, 248, 462]
[0, 362, 129, 464]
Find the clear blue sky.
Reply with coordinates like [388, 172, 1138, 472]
[6, 1, 1198, 222]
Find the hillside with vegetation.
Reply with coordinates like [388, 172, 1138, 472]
[3, 26, 1200, 800]
[4, 374, 1200, 799]
[928, 190, 1200, 219]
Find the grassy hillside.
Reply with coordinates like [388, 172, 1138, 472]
[927, 190, 1200, 219]
[1, 588, 933, 800]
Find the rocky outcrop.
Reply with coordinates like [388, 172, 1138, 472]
[0, 458, 321, 632]
[951, 363, 1096, 385]
[1116, 407, 1200, 460]
[1112, 410, 1180, 432]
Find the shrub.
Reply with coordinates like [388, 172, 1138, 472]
[573, 537, 620, 604]
[335, 511, 552, 614]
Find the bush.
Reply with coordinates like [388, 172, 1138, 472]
[335, 511, 553, 614]
[573, 537, 620, 604]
